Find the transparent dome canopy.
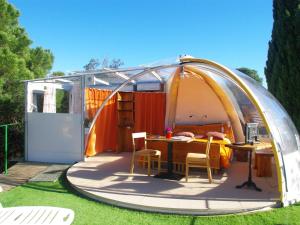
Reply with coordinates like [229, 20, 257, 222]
[83, 58, 300, 206]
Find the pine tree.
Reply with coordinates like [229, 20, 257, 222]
[0, 0, 54, 123]
[0, 0, 54, 156]
[265, 0, 300, 131]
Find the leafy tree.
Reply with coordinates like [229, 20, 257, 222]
[236, 67, 263, 84]
[101, 58, 109, 69]
[0, 0, 53, 159]
[83, 58, 100, 71]
[109, 58, 124, 69]
[51, 71, 65, 77]
[84, 58, 124, 70]
[265, 0, 300, 131]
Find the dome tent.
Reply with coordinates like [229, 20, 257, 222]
[86, 57, 300, 206]
[25, 56, 300, 209]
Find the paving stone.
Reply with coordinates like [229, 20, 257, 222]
[0, 162, 49, 192]
[0, 162, 70, 192]
[29, 164, 70, 182]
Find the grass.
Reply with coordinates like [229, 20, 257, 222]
[0, 174, 300, 225]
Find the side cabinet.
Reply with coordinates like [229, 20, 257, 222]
[117, 92, 134, 152]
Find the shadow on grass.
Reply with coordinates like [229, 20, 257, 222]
[22, 182, 68, 193]
[189, 217, 196, 225]
[21, 170, 71, 194]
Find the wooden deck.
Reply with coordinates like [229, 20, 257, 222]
[66, 152, 280, 215]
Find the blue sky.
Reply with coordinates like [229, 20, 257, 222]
[10, 0, 273, 80]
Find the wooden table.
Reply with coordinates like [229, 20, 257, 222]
[146, 136, 193, 180]
[225, 142, 272, 192]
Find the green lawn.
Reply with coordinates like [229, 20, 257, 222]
[0, 174, 299, 225]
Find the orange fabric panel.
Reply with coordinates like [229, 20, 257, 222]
[134, 92, 166, 135]
[85, 88, 117, 156]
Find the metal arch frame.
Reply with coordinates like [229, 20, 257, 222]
[72, 66, 150, 75]
[22, 67, 148, 83]
[103, 68, 136, 83]
[180, 57, 285, 203]
[94, 77, 110, 86]
[24, 66, 165, 84]
[151, 71, 164, 83]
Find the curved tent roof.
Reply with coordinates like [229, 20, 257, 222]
[87, 57, 300, 206]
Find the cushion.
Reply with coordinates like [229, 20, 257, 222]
[194, 134, 205, 139]
[174, 131, 195, 138]
[207, 131, 226, 140]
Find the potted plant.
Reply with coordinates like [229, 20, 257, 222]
[166, 127, 173, 139]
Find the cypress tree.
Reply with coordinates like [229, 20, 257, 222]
[265, 0, 300, 131]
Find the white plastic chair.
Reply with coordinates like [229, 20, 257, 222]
[0, 205, 74, 225]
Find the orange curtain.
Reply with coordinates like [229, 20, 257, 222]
[85, 88, 117, 156]
[134, 92, 166, 135]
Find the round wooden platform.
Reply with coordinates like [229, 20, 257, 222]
[66, 152, 280, 215]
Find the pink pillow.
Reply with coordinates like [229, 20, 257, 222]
[175, 131, 195, 138]
[207, 131, 226, 140]
[195, 134, 205, 139]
